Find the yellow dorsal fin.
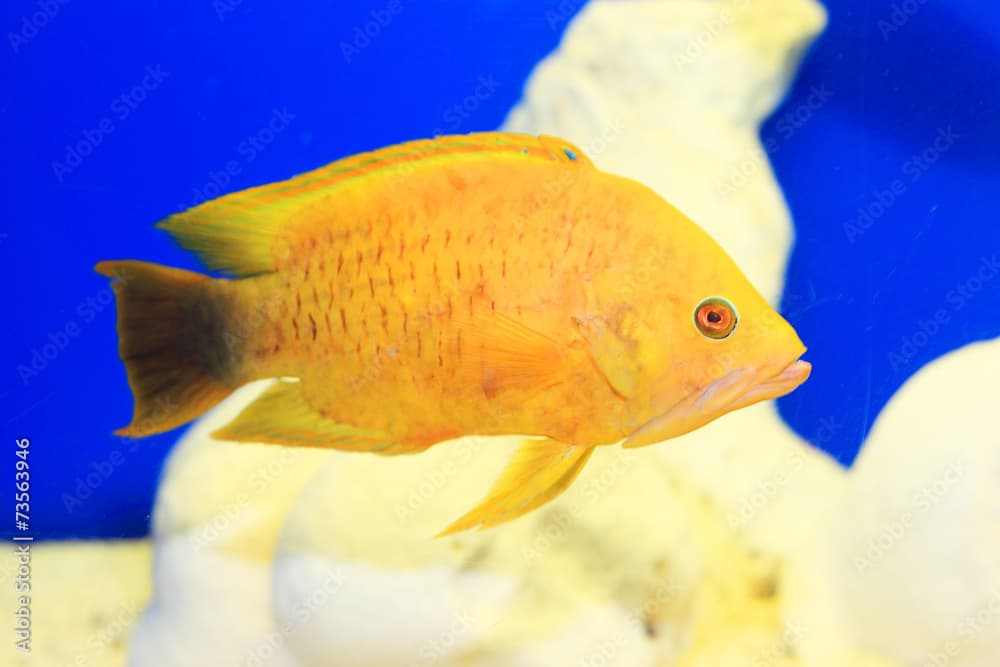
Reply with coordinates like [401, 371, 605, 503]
[438, 438, 594, 536]
[239, 133, 594, 210]
[212, 380, 419, 453]
[157, 132, 593, 276]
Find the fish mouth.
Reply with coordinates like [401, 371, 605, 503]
[622, 355, 811, 448]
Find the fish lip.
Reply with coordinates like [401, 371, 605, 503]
[722, 357, 811, 413]
[622, 353, 811, 448]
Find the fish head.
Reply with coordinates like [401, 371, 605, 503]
[590, 205, 810, 448]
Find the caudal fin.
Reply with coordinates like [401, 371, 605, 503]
[95, 260, 235, 437]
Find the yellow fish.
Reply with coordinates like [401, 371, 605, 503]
[95, 132, 810, 535]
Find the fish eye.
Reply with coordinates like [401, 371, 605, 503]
[694, 297, 738, 340]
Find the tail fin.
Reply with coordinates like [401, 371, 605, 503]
[95, 260, 235, 437]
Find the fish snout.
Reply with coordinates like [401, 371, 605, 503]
[622, 352, 810, 449]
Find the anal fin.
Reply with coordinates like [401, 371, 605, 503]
[213, 380, 413, 453]
[437, 438, 594, 536]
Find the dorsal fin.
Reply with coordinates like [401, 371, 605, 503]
[157, 132, 593, 277]
[241, 132, 593, 209]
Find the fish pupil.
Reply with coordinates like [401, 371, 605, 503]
[693, 297, 737, 340]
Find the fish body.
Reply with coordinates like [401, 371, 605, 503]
[96, 132, 810, 534]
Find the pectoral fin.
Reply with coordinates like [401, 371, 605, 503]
[454, 305, 579, 401]
[572, 313, 639, 399]
[437, 438, 594, 536]
[213, 380, 416, 454]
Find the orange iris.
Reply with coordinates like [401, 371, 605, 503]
[694, 297, 737, 339]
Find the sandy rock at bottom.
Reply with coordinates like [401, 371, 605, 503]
[129, 1, 868, 666]
[788, 335, 1000, 667]
[271, 1, 834, 662]
[0, 540, 151, 667]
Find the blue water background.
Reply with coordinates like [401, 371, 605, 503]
[3, 0, 998, 539]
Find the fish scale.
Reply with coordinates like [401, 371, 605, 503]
[226, 161, 597, 443]
[95, 131, 810, 534]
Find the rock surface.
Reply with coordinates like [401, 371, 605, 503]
[19, 2, 997, 667]
[788, 335, 1000, 667]
[131, 1, 849, 666]
[0, 540, 151, 667]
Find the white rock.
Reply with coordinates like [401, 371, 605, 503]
[0, 540, 151, 667]
[132, 1, 850, 666]
[504, 0, 828, 305]
[272, 554, 516, 667]
[28, 4, 996, 667]
[270, 2, 835, 666]
[790, 336, 1000, 667]
[128, 381, 333, 667]
[129, 534, 299, 667]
